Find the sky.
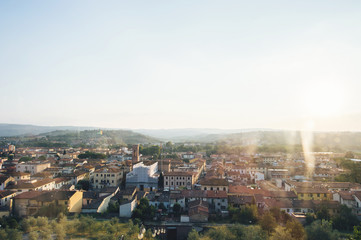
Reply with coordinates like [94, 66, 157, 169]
[1, 1, 361, 130]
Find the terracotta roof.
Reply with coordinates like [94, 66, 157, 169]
[7, 178, 55, 190]
[206, 190, 227, 198]
[164, 172, 193, 177]
[338, 191, 354, 200]
[0, 190, 16, 198]
[189, 199, 209, 209]
[199, 178, 228, 186]
[13, 191, 44, 199]
[264, 199, 293, 208]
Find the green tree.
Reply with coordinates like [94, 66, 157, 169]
[242, 225, 268, 240]
[259, 211, 277, 235]
[28, 231, 39, 240]
[173, 203, 181, 217]
[75, 179, 90, 191]
[205, 226, 236, 240]
[270, 226, 292, 240]
[316, 204, 331, 221]
[351, 225, 361, 240]
[19, 156, 33, 162]
[286, 220, 306, 240]
[188, 229, 201, 240]
[306, 220, 339, 240]
[332, 205, 359, 231]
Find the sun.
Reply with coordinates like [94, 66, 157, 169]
[301, 82, 345, 117]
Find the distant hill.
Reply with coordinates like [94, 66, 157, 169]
[0, 124, 98, 137]
[38, 129, 160, 145]
[133, 128, 273, 142]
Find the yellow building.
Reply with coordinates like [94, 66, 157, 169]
[293, 187, 332, 201]
[13, 190, 83, 217]
[92, 167, 123, 189]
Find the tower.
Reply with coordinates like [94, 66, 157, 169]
[132, 144, 140, 164]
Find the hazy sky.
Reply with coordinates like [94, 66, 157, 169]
[1, 1, 361, 130]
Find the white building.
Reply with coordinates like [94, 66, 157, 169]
[16, 161, 51, 175]
[126, 162, 158, 192]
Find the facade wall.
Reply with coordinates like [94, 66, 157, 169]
[16, 163, 51, 175]
[92, 171, 123, 189]
[69, 191, 83, 213]
[164, 175, 193, 190]
[119, 198, 137, 217]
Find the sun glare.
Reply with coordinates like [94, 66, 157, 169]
[301, 82, 345, 117]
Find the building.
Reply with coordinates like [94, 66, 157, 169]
[6, 172, 31, 181]
[188, 199, 209, 222]
[0, 175, 14, 190]
[92, 167, 123, 189]
[0, 190, 16, 207]
[126, 161, 158, 191]
[16, 161, 51, 175]
[132, 145, 140, 165]
[13, 190, 83, 217]
[164, 171, 194, 190]
[6, 179, 56, 193]
[199, 178, 229, 192]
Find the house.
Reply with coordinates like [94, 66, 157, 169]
[92, 167, 123, 189]
[6, 172, 30, 181]
[333, 191, 355, 209]
[16, 161, 51, 175]
[119, 197, 137, 218]
[64, 171, 88, 185]
[31, 172, 53, 180]
[53, 178, 72, 189]
[13, 190, 83, 217]
[81, 194, 114, 214]
[147, 191, 170, 210]
[199, 178, 229, 192]
[228, 195, 254, 208]
[293, 200, 340, 215]
[164, 171, 194, 190]
[6, 178, 56, 193]
[293, 187, 331, 201]
[188, 199, 209, 222]
[206, 190, 228, 213]
[0, 190, 16, 207]
[0, 175, 14, 190]
[264, 199, 293, 214]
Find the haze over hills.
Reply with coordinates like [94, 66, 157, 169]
[0, 124, 99, 137]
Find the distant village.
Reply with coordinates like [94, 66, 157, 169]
[0, 142, 360, 238]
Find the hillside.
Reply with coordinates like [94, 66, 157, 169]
[4, 129, 160, 147]
[0, 124, 98, 137]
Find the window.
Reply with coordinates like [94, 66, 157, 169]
[324, 194, 327, 197]
[166, 181, 168, 185]
[112, 174, 115, 177]
[317, 193, 320, 197]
